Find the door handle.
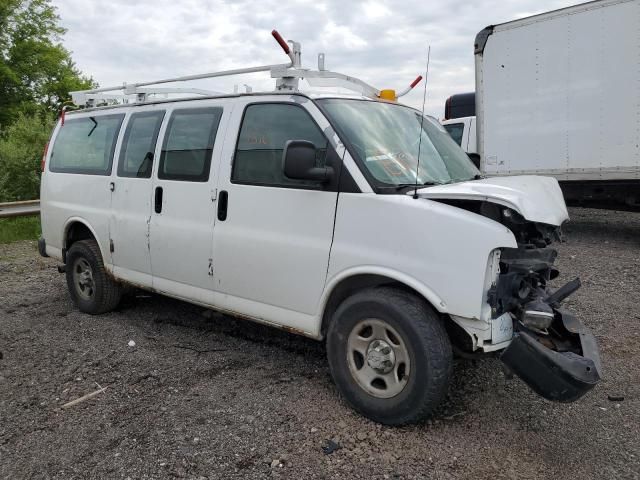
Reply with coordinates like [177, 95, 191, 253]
[154, 186, 163, 214]
[217, 190, 228, 221]
[109, 182, 115, 192]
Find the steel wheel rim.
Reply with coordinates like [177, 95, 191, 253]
[72, 258, 95, 300]
[346, 318, 411, 399]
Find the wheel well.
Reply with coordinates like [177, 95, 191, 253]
[320, 274, 440, 337]
[63, 222, 95, 262]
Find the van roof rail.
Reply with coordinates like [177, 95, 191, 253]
[70, 30, 423, 107]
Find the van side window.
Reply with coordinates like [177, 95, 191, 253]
[232, 103, 328, 187]
[158, 107, 223, 182]
[118, 111, 165, 178]
[49, 114, 124, 175]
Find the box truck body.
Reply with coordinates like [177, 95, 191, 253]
[472, 0, 640, 208]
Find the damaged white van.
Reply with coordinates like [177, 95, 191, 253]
[39, 31, 601, 425]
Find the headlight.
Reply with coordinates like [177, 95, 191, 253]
[521, 299, 554, 331]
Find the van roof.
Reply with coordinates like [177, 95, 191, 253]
[64, 91, 387, 115]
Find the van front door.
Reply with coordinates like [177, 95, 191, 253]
[211, 100, 339, 334]
[149, 106, 226, 302]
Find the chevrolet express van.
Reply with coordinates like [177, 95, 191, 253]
[39, 34, 601, 425]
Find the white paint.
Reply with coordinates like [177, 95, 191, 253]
[148, 99, 233, 294]
[491, 312, 514, 345]
[40, 92, 572, 352]
[109, 107, 155, 281]
[325, 193, 517, 332]
[476, 0, 640, 181]
[210, 96, 338, 330]
[414, 175, 569, 226]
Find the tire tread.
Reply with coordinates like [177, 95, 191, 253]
[66, 239, 122, 314]
[327, 286, 452, 425]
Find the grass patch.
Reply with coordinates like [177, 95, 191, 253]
[0, 216, 41, 244]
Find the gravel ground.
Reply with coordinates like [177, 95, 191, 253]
[1, 207, 638, 480]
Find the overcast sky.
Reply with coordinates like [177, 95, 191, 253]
[52, 0, 576, 117]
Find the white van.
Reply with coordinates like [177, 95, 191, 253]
[39, 32, 601, 425]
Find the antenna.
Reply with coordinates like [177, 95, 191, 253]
[413, 45, 431, 199]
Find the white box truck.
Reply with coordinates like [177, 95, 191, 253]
[444, 0, 640, 209]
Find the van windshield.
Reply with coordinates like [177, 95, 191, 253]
[318, 99, 480, 189]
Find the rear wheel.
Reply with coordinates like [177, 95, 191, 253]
[65, 239, 122, 314]
[327, 287, 452, 425]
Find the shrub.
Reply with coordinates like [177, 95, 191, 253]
[0, 112, 53, 202]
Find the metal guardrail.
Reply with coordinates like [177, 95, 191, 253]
[0, 200, 40, 218]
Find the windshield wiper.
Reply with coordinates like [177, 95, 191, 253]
[392, 181, 443, 191]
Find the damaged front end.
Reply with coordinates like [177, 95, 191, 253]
[418, 176, 602, 401]
[433, 196, 602, 402]
[485, 207, 602, 402]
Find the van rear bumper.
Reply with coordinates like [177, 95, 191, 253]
[501, 309, 601, 402]
[38, 237, 48, 258]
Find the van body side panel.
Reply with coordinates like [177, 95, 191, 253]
[41, 113, 124, 263]
[324, 193, 517, 322]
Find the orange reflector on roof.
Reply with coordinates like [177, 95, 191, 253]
[378, 89, 397, 101]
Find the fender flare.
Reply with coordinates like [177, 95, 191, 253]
[318, 265, 449, 332]
[62, 217, 108, 265]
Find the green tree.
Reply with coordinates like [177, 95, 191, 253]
[0, 0, 94, 128]
[0, 0, 93, 201]
[0, 112, 53, 201]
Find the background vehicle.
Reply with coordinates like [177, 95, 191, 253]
[441, 113, 478, 167]
[39, 31, 600, 425]
[444, 0, 640, 210]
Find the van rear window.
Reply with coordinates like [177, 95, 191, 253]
[49, 114, 125, 175]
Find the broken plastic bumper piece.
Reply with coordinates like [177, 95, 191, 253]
[501, 308, 601, 402]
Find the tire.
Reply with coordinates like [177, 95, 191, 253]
[326, 287, 452, 425]
[65, 239, 122, 314]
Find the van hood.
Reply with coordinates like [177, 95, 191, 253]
[414, 175, 569, 226]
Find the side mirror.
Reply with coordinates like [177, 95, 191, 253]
[283, 140, 334, 183]
[467, 153, 481, 169]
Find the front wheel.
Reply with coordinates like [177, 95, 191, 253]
[327, 287, 452, 425]
[65, 239, 122, 314]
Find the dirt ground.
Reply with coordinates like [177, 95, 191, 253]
[1, 207, 638, 479]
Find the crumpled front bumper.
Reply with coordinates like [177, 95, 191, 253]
[501, 308, 601, 402]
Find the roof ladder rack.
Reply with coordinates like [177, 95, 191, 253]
[69, 30, 424, 107]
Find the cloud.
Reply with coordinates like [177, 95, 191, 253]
[53, 0, 575, 117]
